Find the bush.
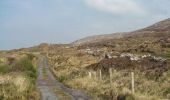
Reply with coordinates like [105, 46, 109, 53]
[7, 57, 15, 65]
[11, 57, 37, 80]
[0, 64, 10, 74]
[26, 53, 35, 61]
[163, 87, 170, 97]
[58, 75, 68, 82]
[117, 93, 135, 100]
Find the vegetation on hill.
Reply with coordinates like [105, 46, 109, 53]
[0, 52, 40, 100]
[45, 46, 170, 99]
[77, 18, 170, 56]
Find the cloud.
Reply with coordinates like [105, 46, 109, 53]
[85, 0, 147, 15]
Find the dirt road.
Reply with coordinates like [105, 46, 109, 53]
[37, 56, 91, 100]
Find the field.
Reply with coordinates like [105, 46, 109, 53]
[46, 46, 170, 100]
[1, 45, 170, 100]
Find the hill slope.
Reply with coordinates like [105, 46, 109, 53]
[76, 18, 170, 55]
[72, 33, 125, 45]
[73, 18, 170, 46]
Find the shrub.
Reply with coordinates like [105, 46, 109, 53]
[0, 64, 10, 74]
[163, 87, 170, 97]
[117, 93, 135, 100]
[7, 57, 15, 65]
[26, 53, 35, 61]
[58, 75, 68, 82]
[11, 57, 37, 80]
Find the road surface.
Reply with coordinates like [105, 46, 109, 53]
[37, 56, 91, 100]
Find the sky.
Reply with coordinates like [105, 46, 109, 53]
[0, 0, 170, 50]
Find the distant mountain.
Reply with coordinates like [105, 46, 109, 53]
[126, 18, 170, 37]
[76, 18, 170, 55]
[72, 33, 125, 45]
[73, 18, 170, 46]
[139, 18, 170, 31]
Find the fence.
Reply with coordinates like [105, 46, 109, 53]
[88, 68, 135, 94]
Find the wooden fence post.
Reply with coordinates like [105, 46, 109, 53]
[88, 72, 92, 79]
[131, 72, 135, 94]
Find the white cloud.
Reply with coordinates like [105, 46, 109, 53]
[85, 0, 147, 15]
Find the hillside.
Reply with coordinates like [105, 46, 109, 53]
[72, 33, 125, 45]
[77, 18, 170, 55]
[74, 18, 170, 44]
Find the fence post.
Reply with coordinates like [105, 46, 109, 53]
[131, 72, 135, 94]
[88, 72, 92, 79]
[99, 69, 102, 80]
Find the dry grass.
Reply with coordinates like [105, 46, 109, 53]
[44, 46, 170, 99]
[0, 52, 40, 100]
[63, 70, 170, 100]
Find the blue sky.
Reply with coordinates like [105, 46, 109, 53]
[0, 0, 170, 50]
